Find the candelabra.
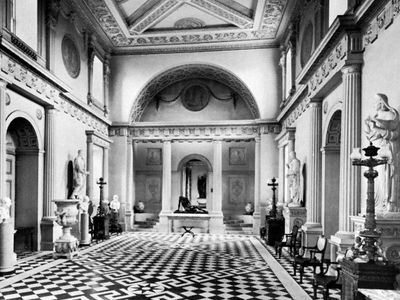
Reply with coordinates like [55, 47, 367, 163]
[349, 142, 389, 262]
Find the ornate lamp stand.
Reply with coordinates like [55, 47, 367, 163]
[350, 142, 388, 262]
[340, 142, 397, 300]
[264, 178, 284, 246]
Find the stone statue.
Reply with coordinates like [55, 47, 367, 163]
[0, 197, 11, 224]
[71, 150, 88, 198]
[197, 174, 207, 198]
[365, 93, 400, 212]
[79, 195, 90, 213]
[286, 151, 301, 206]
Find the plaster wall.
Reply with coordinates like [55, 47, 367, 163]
[361, 18, 400, 213]
[53, 15, 88, 103]
[110, 48, 281, 122]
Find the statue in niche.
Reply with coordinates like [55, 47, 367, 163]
[286, 151, 301, 206]
[71, 150, 88, 198]
[197, 174, 207, 198]
[365, 93, 400, 212]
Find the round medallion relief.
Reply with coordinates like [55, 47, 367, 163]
[181, 84, 210, 112]
[61, 35, 80, 78]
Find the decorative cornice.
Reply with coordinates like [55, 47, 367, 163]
[86, 130, 113, 147]
[282, 96, 310, 129]
[109, 122, 281, 141]
[0, 52, 109, 136]
[363, 0, 400, 48]
[84, 0, 286, 51]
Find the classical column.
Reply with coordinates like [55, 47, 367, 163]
[158, 140, 172, 233]
[331, 64, 362, 259]
[162, 140, 172, 213]
[86, 133, 94, 200]
[125, 139, 134, 230]
[0, 80, 7, 199]
[40, 106, 63, 250]
[209, 139, 224, 233]
[302, 101, 323, 246]
[253, 137, 261, 233]
[339, 64, 361, 231]
[43, 107, 56, 216]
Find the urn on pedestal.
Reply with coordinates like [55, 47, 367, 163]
[53, 199, 80, 259]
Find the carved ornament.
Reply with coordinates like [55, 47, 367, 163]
[84, 0, 287, 49]
[0, 53, 108, 136]
[109, 123, 281, 141]
[364, 1, 400, 48]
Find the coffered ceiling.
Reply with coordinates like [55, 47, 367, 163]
[71, 0, 293, 53]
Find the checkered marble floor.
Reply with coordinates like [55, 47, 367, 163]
[0, 233, 312, 299]
[261, 242, 341, 300]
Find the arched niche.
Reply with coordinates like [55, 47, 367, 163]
[6, 117, 41, 252]
[177, 154, 212, 208]
[130, 64, 260, 122]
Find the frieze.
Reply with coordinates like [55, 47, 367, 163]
[364, 0, 400, 48]
[282, 96, 310, 128]
[307, 36, 348, 97]
[0, 53, 108, 136]
[85, 0, 286, 48]
[109, 123, 280, 140]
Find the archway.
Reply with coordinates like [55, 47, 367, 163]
[178, 154, 212, 209]
[321, 110, 341, 255]
[6, 117, 41, 252]
[130, 64, 260, 122]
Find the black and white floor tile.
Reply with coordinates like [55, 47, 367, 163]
[0, 233, 315, 299]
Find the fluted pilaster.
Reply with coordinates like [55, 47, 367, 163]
[339, 64, 361, 231]
[161, 140, 172, 213]
[254, 137, 261, 214]
[44, 107, 56, 216]
[125, 139, 134, 229]
[103, 147, 109, 199]
[306, 101, 322, 224]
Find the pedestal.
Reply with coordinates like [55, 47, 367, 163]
[283, 206, 307, 234]
[92, 215, 110, 241]
[329, 231, 355, 262]
[352, 214, 400, 264]
[40, 216, 62, 251]
[265, 216, 285, 246]
[0, 221, 17, 274]
[53, 227, 79, 259]
[340, 260, 397, 300]
[79, 212, 91, 246]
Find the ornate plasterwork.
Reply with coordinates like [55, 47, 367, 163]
[364, 0, 400, 48]
[282, 96, 310, 128]
[307, 36, 348, 97]
[83, 0, 287, 49]
[109, 123, 281, 141]
[174, 18, 205, 29]
[0, 53, 108, 136]
[130, 64, 260, 123]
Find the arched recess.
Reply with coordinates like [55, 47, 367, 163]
[177, 154, 213, 209]
[130, 64, 260, 123]
[6, 116, 42, 252]
[321, 110, 341, 251]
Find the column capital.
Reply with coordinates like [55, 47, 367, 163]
[341, 64, 361, 75]
[163, 139, 172, 144]
[0, 78, 9, 89]
[309, 101, 322, 108]
[254, 136, 261, 143]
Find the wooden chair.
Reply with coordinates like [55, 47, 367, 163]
[274, 225, 300, 258]
[313, 262, 342, 300]
[293, 235, 328, 283]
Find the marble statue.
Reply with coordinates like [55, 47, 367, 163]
[0, 197, 11, 224]
[286, 151, 301, 206]
[197, 174, 207, 198]
[365, 93, 400, 212]
[72, 150, 88, 198]
[79, 195, 90, 213]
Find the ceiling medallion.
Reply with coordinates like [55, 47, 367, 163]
[182, 84, 210, 112]
[61, 35, 81, 78]
[174, 18, 205, 29]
